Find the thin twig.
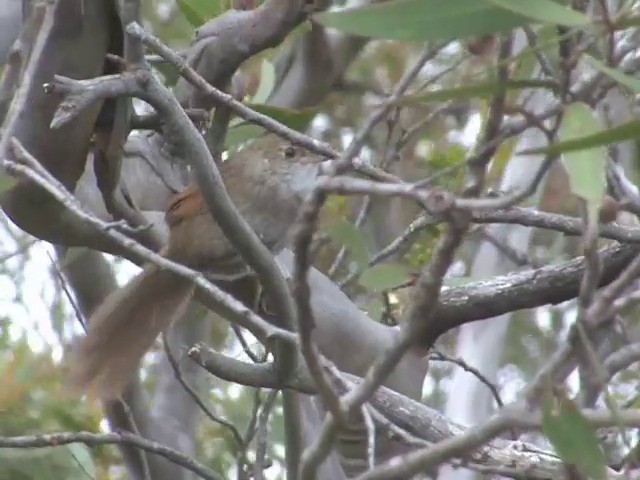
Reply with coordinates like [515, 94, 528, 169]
[429, 350, 505, 409]
[162, 333, 244, 449]
[253, 390, 279, 480]
[0, 431, 224, 480]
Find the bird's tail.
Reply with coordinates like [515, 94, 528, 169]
[67, 264, 194, 399]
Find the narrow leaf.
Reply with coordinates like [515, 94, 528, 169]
[252, 60, 276, 105]
[177, 0, 223, 27]
[585, 55, 640, 93]
[519, 118, 640, 156]
[325, 220, 370, 269]
[401, 79, 556, 105]
[314, 0, 534, 42]
[0, 445, 96, 480]
[226, 104, 317, 149]
[0, 173, 16, 194]
[542, 395, 607, 480]
[176, 0, 206, 27]
[359, 263, 411, 291]
[558, 102, 606, 222]
[485, 0, 589, 26]
[364, 298, 385, 322]
[242, 104, 317, 132]
[443, 276, 474, 287]
[225, 124, 264, 150]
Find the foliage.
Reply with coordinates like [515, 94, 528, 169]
[0, 444, 95, 480]
[3, 0, 640, 478]
[542, 393, 607, 480]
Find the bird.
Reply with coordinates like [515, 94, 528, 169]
[67, 134, 327, 399]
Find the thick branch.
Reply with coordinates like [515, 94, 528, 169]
[429, 242, 640, 346]
[0, 0, 118, 244]
[173, 0, 322, 107]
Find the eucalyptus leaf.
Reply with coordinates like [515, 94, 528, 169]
[0, 173, 16, 194]
[176, 0, 205, 27]
[402, 79, 555, 105]
[225, 104, 316, 149]
[442, 276, 474, 287]
[244, 103, 317, 132]
[359, 263, 410, 291]
[485, 0, 589, 26]
[252, 60, 276, 105]
[225, 124, 265, 150]
[325, 220, 370, 270]
[542, 395, 607, 480]
[176, 0, 223, 27]
[0, 445, 96, 480]
[557, 102, 606, 222]
[510, 24, 561, 83]
[519, 118, 640, 157]
[585, 55, 640, 93]
[364, 298, 385, 322]
[314, 0, 534, 42]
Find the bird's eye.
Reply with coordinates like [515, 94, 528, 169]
[284, 146, 296, 158]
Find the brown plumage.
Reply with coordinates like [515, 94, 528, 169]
[67, 135, 325, 399]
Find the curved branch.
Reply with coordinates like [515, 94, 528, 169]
[173, 0, 323, 108]
[0, 431, 224, 480]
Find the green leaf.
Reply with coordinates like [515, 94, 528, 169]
[359, 263, 410, 291]
[364, 298, 385, 322]
[0, 445, 96, 480]
[225, 104, 317, 149]
[325, 220, 370, 269]
[177, 0, 223, 27]
[485, 0, 589, 26]
[614, 13, 640, 29]
[225, 124, 264, 150]
[401, 79, 556, 105]
[65, 444, 95, 479]
[442, 276, 474, 287]
[585, 55, 640, 93]
[252, 60, 276, 105]
[542, 395, 607, 480]
[0, 173, 16, 193]
[314, 0, 534, 42]
[519, 118, 640, 157]
[510, 24, 561, 81]
[176, 0, 205, 26]
[557, 102, 606, 222]
[244, 104, 317, 132]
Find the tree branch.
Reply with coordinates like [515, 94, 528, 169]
[0, 431, 224, 480]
